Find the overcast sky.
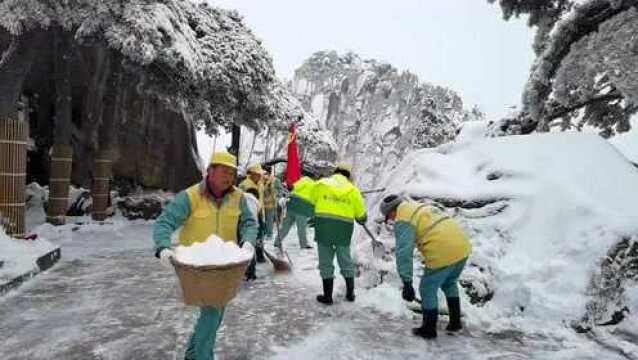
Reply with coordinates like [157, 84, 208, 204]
[198, 1, 537, 161]
[209, 0, 536, 120]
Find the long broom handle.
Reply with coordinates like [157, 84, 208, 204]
[361, 223, 381, 246]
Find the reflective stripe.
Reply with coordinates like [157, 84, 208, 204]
[409, 204, 451, 239]
[315, 213, 353, 223]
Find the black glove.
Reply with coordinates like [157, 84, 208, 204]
[402, 281, 415, 302]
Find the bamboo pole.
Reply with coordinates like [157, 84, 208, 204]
[91, 150, 112, 221]
[46, 144, 73, 225]
[0, 115, 27, 237]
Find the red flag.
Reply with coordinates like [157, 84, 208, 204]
[286, 123, 302, 188]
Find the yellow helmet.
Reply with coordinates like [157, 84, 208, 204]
[247, 163, 265, 175]
[209, 152, 237, 169]
[335, 162, 353, 174]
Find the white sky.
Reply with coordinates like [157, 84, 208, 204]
[208, 0, 536, 121]
[198, 0, 537, 161]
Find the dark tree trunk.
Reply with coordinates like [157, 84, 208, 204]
[92, 53, 122, 221]
[230, 124, 241, 164]
[47, 28, 74, 225]
[0, 32, 40, 117]
[0, 31, 42, 236]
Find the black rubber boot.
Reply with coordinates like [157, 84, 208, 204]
[245, 257, 257, 281]
[412, 309, 438, 339]
[316, 278, 334, 305]
[345, 277, 355, 302]
[255, 243, 265, 263]
[445, 297, 462, 332]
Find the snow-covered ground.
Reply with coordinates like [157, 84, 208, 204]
[609, 118, 638, 165]
[0, 217, 630, 359]
[2, 130, 638, 359]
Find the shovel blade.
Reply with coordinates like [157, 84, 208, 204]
[263, 248, 292, 272]
[372, 241, 385, 258]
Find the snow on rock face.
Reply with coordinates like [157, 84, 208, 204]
[291, 50, 479, 189]
[175, 235, 253, 266]
[361, 132, 638, 330]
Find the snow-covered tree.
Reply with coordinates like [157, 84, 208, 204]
[489, 0, 638, 137]
[0, 0, 297, 131]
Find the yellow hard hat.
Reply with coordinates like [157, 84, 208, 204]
[247, 163, 265, 175]
[335, 162, 353, 174]
[209, 152, 237, 169]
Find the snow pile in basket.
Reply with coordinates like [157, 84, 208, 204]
[175, 235, 252, 266]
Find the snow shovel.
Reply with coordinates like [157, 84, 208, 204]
[263, 247, 292, 272]
[264, 210, 293, 272]
[360, 223, 385, 258]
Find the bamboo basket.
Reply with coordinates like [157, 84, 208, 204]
[172, 258, 251, 307]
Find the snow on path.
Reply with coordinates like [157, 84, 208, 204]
[0, 221, 627, 359]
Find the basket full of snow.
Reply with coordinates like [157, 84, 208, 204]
[172, 235, 253, 307]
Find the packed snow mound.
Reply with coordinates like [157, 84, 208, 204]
[455, 120, 491, 142]
[175, 235, 253, 266]
[367, 132, 638, 328]
[0, 228, 57, 280]
[609, 118, 638, 165]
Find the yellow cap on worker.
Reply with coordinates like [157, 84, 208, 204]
[247, 163, 265, 175]
[335, 162, 352, 174]
[209, 152, 237, 169]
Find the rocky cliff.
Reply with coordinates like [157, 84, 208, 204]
[291, 51, 481, 189]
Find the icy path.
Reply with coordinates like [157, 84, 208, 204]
[0, 220, 627, 359]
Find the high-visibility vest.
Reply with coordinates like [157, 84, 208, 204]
[179, 184, 242, 245]
[313, 174, 366, 223]
[396, 200, 471, 269]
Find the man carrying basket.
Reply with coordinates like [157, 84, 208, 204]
[153, 151, 258, 360]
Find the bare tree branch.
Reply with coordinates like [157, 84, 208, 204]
[546, 91, 624, 122]
[0, 36, 19, 70]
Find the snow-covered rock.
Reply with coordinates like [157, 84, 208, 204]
[358, 132, 638, 335]
[117, 192, 173, 220]
[0, 227, 57, 282]
[24, 182, 48, 231]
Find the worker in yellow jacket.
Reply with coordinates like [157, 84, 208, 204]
[274, 175, 316, 250]
[379, 194, 472, 339]
[261, 165, 285, 242]
[239, 163, 266, 276]
[153, 152, 258, 360]
[312, 163, 367, 305]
